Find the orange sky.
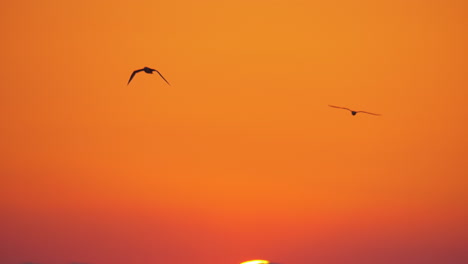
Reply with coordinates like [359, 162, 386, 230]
[0, 0, 467, 264]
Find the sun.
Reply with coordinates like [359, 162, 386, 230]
[241, 260, 270, 264]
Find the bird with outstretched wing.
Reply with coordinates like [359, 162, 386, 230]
[328, 105, 381, 116]
[127, 67, 171, 86]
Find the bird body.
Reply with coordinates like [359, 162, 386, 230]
[127, 67, 171, 85]
[143, 67, 154, 74]
[328, 105, 380, 116]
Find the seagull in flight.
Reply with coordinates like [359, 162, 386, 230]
[328, 105, 381, 116]
[127, 67, 171, 86]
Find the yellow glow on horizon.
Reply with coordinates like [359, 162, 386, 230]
[241, 260, 270, 264]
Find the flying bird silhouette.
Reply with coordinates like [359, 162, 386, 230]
[127, 67, 171, 86]
[328, 105, 381, 116]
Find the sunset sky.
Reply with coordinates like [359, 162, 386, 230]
[1, 0, 467, 264]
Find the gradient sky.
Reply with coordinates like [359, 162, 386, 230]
[1, 0, 467, 264]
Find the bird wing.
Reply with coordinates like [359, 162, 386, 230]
[154, 69, 171, 86]
[127, 69, 144, 85]
[357, 111, 381, 116]
[328, 105, 352, 112]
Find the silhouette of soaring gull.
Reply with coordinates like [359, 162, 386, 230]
[328, 105, 381, 116]
[127, 67, 171, 86]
